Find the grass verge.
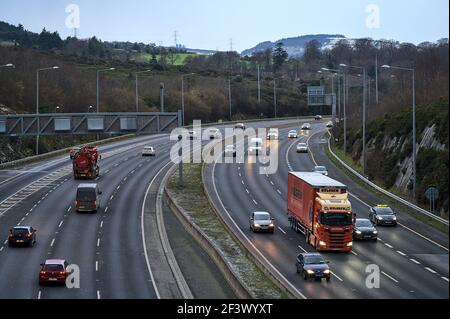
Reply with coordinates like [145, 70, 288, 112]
[166, 163, 288, 299]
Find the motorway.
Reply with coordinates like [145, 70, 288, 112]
[205, 121, 449, 299]
[0, 119, 299, 299]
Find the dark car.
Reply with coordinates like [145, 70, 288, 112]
[353, 218, 378, 241]
[76, 183, 102, 213]
[8, 226, 36, 247]
[296, 253, 331, 282]
[369, 205, 398, 226]
[39, 259, 69, 286]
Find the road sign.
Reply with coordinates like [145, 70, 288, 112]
[425, 187, 439, 201]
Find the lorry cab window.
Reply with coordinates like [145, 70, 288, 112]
[319, 212, 352, 226]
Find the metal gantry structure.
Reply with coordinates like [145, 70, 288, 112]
[0, 112, 181, 137]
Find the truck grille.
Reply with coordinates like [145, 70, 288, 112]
[326, 230, 348, 248]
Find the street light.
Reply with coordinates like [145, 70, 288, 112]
[135, 70, 151, 113]
[181, 73, 196, 126]
[36, 66, 59, 155]
[320, 68, 342, 126]
[55, 106, 61, 113]
[340, 63, 367, 176]
[0, 63, 15, 68]
[381, 64, 417, 199]
[96, 67, 115, 113]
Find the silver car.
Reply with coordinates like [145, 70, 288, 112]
[288, 130, 298, 139]
[296, 143, 308, 153]
[313, 166, 328, 176]
[250, 211, 275, 233]
[142, 146, 156, 156]
[301, 123, 311, 130]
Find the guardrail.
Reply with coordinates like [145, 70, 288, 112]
[326, 133, 449, 226]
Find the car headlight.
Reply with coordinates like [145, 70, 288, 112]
[377, 216, 383, 220]
[319, 241, 327, 246]
[393, 216, 397, 220]
[254, 224, 260, 228]
[347, 242, 353, 247]
[306, 270, 315, 274]
[323, 269, 330, 274]
[269, 223, 274, 228]
[373, 230, 378, 234]
[355, 230, 362, 235]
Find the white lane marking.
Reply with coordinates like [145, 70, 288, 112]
[3, 240, 7, 244]
[97, 290, 101, 299]
[100, 221, 104, 228]
[410, 258, 421, 265]
[252, 199, 258, 205]
[397, 250, 407, 256]
[37, 291, 41, 299]
[441, 277, 449, 282]
[95, 261, 99, 272]
[104, 207, 109, 213]
[277, 189, 282, 195]
[50, 238, 55, 247]
[0, 247, 4, 252]
[97, 238, 100, 247]
[298, 245, 307, 253]
[58, 221, 63, 228]
[382, 271, 399, 283]
[116, 185, 120, 190]
[384, 243, 394, 249]
[350, 250, 358, 256]
[110, 195, 114, 200]
[270, 181, 274, 185]
[241, 180, 244, 185]
[245, 189, 250, 194]
[278, 227, 286, 235]
[67, 207, 72, 213]
[398, 222, 449, 252]
[425, 267, 437, 274]
[331, 271, 344, 282]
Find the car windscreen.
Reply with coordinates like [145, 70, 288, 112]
[304, 256, 325, 265]
[77, 188, 96, 201]
[319, 212, 353, 226]
[43, 264, 64, 271]
[376, 207, 394, 215]
[356, 220, 372, 227]
[298, 143, 307, 147]
[315, 166, 326, 171]
[12, 228, 29, 235]
[225, 146, 234, 150]
[254, 213, 270, 221]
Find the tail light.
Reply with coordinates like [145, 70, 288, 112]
[75, 200, 78, 206]
[40, 271, 46, 275]
[93, 201, 97, 206]
[26, 233, 32, 238]
[8, 233, 13, 237]
[59, 271, 66, 276]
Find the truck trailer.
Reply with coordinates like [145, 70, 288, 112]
[73, 146, 100, 180]
[287, 172, 353, 252]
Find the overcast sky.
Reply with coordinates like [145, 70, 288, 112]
[1, 0, 448, 52]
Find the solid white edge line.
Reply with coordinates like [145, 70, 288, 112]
[212, 150, 307, 299]
[141, 160, 174, 300]
[331, 271, 344, 282]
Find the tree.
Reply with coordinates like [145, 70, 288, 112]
[303, 40, 322, 63]
[273, 42, 288, 73]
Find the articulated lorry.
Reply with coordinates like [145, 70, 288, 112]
[287, 172, 353, 252]
[73, 146, 100, 179]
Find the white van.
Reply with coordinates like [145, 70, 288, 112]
[248, 138, 263, 156]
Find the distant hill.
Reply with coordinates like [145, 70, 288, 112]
[240, 34, 346, 57]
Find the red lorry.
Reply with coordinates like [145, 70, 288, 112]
[287, 172, 353, 252]
[72, 146, 100, 179]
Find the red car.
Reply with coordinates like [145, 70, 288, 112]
[39, 259, 69, 286]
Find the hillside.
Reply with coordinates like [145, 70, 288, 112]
[241, 34, 346, 57]
[332, 99, 449, 216]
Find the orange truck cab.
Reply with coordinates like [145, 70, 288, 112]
[287, 172, 353, 252]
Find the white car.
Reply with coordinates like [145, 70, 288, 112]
[142, 146, 156, 156]
[224, 145, 236, 157]
[296, 143, 308, 153]
[248, 138, 263, 156]
[326, 121, 333, 128]
[209, 128, 221, 140]
[266, 128, 279, 140]
[313, 166, 329, 176]
[301, 123, 311, 130]
[315, 115, 323, 121]
[235, 123, 246, 130]
[249, 211, 275, 233]
[288, 130, 298, 139]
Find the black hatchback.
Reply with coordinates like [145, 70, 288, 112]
[8, 226, 36, 247]
[296, 253, 331, 282]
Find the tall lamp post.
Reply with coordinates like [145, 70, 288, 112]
[181, 73, 196, 126]
[340, 63, 367, 176]
[36, 66, 59, 155]
[382, 64, 417, 198]
[96, 68, 115, 113]
[135, 70, 151, 112]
